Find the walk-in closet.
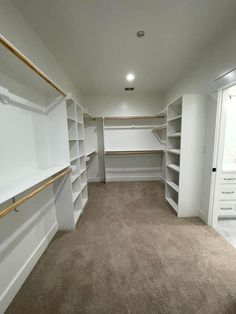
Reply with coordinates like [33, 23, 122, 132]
[1, 0, 236, 313]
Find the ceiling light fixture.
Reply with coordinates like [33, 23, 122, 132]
[136, 30, 145, 38]
[126, 73, 135, 82]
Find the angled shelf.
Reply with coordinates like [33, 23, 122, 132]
[167, 149, 180, 155]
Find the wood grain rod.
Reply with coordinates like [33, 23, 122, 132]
[0, 168, 71, 219]
[0, 35, 66, 97]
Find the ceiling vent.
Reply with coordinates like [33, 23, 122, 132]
[124, 87, 134, 91]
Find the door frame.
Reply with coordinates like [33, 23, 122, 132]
[208, 80, 236, 226]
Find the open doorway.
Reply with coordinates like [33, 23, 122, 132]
[210, 83, 236, 246]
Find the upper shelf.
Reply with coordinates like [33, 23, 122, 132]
[103, 108, 167, 121]
[105, 150, 165, 156]
[104, 114, 165, 120]
[0, 164, 70, 205]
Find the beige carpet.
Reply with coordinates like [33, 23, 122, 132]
[6, 182, 236, 314]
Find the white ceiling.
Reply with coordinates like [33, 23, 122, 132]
[12, 0, 236, 95]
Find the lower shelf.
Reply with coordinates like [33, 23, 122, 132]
[82, 197, 88, 209]
[74, 209, 82, 224]
[166, 197, 178, 212]
[166, 181, 179, 192]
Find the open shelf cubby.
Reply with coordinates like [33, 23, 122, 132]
[69, 140, 79, 161]
[167, 98, 182, 120]
[79, 140, 85, 156]
[80, 156, 86, 173]
[166, 185, 179, 212]
[77, 106, 83, 124]
[78, 123, 84, 140]
[67, 119, 77, 139]
[67, 100, 76, 121]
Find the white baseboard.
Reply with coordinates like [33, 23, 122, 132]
[199, 209, 208, 224]
[106, 176, 162, 182]
[0, 222, 58, 314]
[88, 177, 104, 183]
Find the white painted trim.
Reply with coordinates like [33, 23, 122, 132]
[88, 177, 104, 183]
[106, 176, 162, 182]
[199, 209, 208, 223]
[106, 166, 161, 173]
[0, 222, 58, 314]
[208, 80, 236, 226]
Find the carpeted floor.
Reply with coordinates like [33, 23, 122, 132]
[6, 182, 236, 314]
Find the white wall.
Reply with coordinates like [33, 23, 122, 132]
[0, 0, 82, 103]
[82, 94, 164, 117]
[164, 28, 236, 104]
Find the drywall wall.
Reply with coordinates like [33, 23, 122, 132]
[0, 187, 57, 313]
[0, 0, 82, 103]
[164, 27, 236, 104]
[82, 94, 164, 117]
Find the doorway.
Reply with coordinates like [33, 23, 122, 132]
[210, 82, 236, 246]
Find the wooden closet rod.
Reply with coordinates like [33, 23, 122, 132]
[0, 35, 66, 97]
[0, 168, 71, 219]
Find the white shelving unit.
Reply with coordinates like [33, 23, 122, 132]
[66, 98, 88, 226]
[103, 112, 166, 182]
[165, 95, 209, 217]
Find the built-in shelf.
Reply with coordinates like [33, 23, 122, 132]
[0, 164, 70, 205]
[105, 150, 165, 156]
[81, 182, 87, 191]
[82, 197, 88, 209]
[166, 197, 178, 212]
[67, 116, 77, 123]
[167, 164, 180, 172]
[72, 191, 80, 203]
[70, 156, 79, 162]
[74, 209, 82, 224]
[167, 149, 180, 155]
[166, 181, 179, 192]
[168, 115, 182, 122]
[168, 133, 181, 138]
[105, 125, 159, 130]
[66, 98, 88, 228]
[104, 114, 165, 120]
[71, 174, 80, 183]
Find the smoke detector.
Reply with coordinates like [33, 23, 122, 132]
[136, 31, 145, 38]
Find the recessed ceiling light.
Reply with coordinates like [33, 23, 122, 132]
[126, 73, 135, 82]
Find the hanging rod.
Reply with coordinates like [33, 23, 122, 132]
[0, 167, 71, 219]
[0, 34, 66, 97]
